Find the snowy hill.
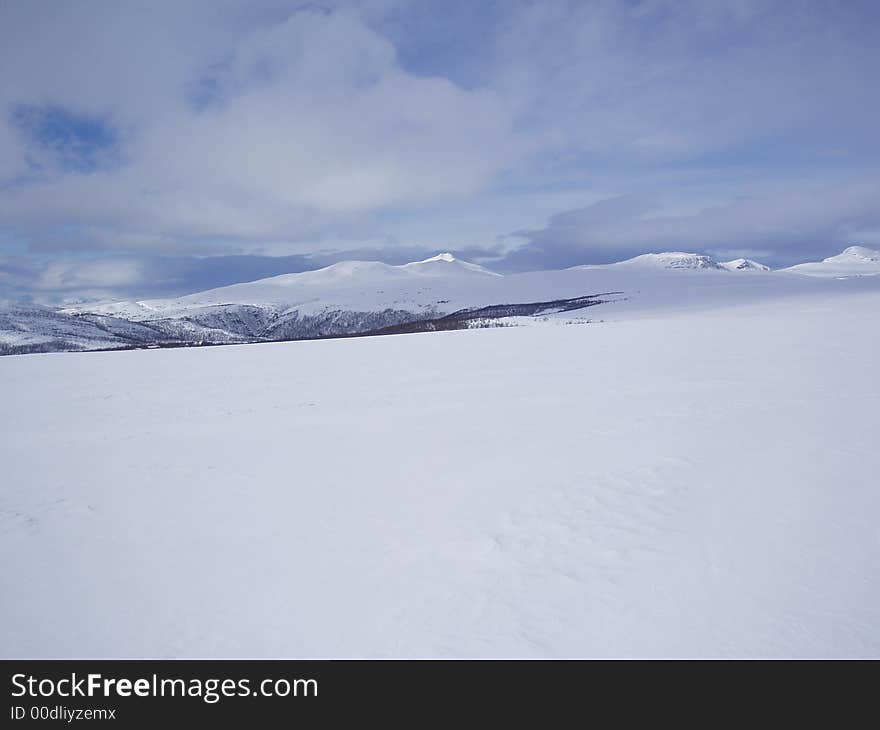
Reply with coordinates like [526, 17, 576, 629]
[783, 246, 880, 278]
[720, 258, 770, 271]
[575, 251, 771, 272]
[70, 253, 499, 314]
[0, 303, 170, 355]
[49, 253, 517, 349]
[574, 251, 726, 271]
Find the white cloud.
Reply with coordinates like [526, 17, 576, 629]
[0, 4, 520, 252]
[135, 12, 516, 212]
[36, 258, 145, 291]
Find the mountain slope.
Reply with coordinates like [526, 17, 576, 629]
[0, 303, 170, 354]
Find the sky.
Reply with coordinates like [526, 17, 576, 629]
[1, 0, 879, 302]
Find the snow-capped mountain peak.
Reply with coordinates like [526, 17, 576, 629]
[632, 252, 723, 270]
[720, 258, 770, 271]
[574, 252, 724, 271]
[836, 245, 880, 262]
[417, 252, 456, 263]
[400, 252, 502, 277]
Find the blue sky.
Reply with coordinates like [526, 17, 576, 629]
[1, 0, 879, 301]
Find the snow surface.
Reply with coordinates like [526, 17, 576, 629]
[2, 280, 879, 658]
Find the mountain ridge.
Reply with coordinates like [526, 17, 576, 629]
[3, 245, 878, 355]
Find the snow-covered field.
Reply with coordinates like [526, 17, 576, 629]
[1, 280, 879, 657]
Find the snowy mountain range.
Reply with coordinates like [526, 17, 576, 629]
[2, 245, 878, 355]
[571, 252, 773, 271]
